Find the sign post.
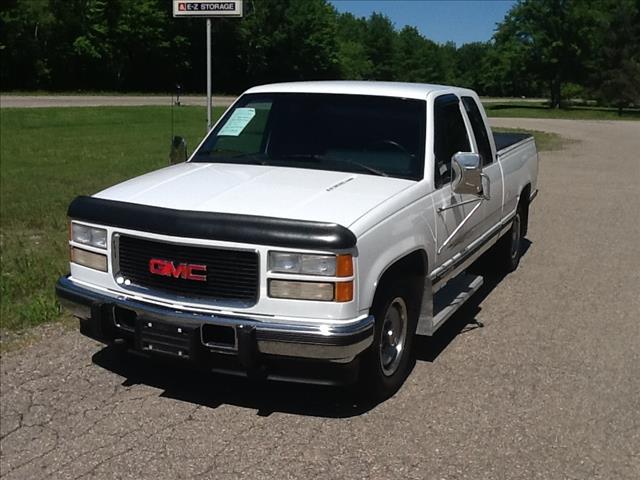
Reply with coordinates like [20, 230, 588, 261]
[206, 18, 212, 129]
[173, 1, 243, 131]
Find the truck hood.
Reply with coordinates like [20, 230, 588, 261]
[94, 162, 414, 227]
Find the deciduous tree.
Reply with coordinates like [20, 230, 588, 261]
[493, 0, 600, 107]
[591, 0, 640, 114]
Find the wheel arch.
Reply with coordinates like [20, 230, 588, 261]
[519, 183, 532, 236]
[370, 249, 428, 313]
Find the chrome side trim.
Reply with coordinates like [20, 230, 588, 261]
[530, 188, 539, 203]
[437, 200, 483, 254]
[430, 210, 516, 290]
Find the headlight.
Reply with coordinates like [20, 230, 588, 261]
[268, 252, 352, 277]
[269, 280, 335, 301]
[71, 247, 108, 271]
[268, 280, 353, 302]
[71, 223, 107, 249]
[267, 252, 354, 302]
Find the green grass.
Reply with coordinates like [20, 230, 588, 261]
[484, 102, 640, 120]
[493, 128, 566, 152]
[0, 105, 221, 331]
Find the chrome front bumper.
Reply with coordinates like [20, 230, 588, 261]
[55, 276, 374, 363]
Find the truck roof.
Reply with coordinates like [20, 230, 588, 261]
[245, 81, 475, 101]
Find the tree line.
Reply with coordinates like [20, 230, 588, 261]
[1, 0, 639, 110]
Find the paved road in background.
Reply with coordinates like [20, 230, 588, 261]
[0, 95, 543, 109]
[1, 119, 639, 479]
[0, 95, 236, 109]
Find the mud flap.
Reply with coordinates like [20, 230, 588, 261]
[416, 277, 434, 336]
[416, 274, 483, 336]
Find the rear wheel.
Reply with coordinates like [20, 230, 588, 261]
[488, 205, 524, 274]
[358, 279, 418, 402]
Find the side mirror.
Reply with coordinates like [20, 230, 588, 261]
[169, 136, 187, 164]
[452, 152, 483, 196]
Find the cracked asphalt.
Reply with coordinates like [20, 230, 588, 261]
[1, 118, 639, 479]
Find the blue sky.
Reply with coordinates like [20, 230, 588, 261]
[329, 0, 516, 45]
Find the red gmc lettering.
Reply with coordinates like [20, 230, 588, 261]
[149, 258, 207, 281]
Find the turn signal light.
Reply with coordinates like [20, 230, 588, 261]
[335, 281, 353, 302]
[336, 254, 353, 277]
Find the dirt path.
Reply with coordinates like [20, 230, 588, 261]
[1, 119, 639, 479]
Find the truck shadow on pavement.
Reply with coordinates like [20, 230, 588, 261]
[92, 347, 375, 418]
[92, 240, 530, 418]
[414, 239, 531, 362]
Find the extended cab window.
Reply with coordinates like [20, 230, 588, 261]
[433, 94, 470, 188]
[462, 96, 493, 165]
[192, 93, 426, 181]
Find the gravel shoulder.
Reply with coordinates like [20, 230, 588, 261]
[1, 118, 639, 479]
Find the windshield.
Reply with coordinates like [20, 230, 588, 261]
[191, 93, 426, 180]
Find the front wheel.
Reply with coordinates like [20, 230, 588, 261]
[358, 280, 418, 402]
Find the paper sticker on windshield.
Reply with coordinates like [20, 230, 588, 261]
[218, 108, 256, 136]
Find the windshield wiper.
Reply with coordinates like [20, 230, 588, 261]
[271, 153, 325, 162]
[196, 147, 241, 156]
[224, 152, 271, 165]
[230, 152, 266, 159]
[340, 159, 388, 177]
[272, 153, 388, 177]
[193, 151, 269, 165]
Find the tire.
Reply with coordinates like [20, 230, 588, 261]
[358, 278, 419, 402]
[488, 205, 525, 274]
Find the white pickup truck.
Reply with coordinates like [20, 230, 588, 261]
[56, 81, 538, 400]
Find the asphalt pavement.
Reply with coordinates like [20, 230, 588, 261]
[1, 118, 639, 479]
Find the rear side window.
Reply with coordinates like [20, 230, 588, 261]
[462, 96, 493, 165]
[433, 94, 470, 188]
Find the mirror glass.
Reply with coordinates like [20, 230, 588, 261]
[452, 152, 482, 195]
[170, 136, 187, 164]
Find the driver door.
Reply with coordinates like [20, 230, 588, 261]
[431, 94, 485, 268]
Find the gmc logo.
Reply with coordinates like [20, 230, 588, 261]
[149, 258, 207, 282]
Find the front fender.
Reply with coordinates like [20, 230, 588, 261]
[353, 196, 435, 312]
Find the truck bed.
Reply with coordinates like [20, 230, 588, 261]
[493, 132, 533, 152]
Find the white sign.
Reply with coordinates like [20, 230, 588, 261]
[173, 1, 243, 17]
[218, 108, 255, 136]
